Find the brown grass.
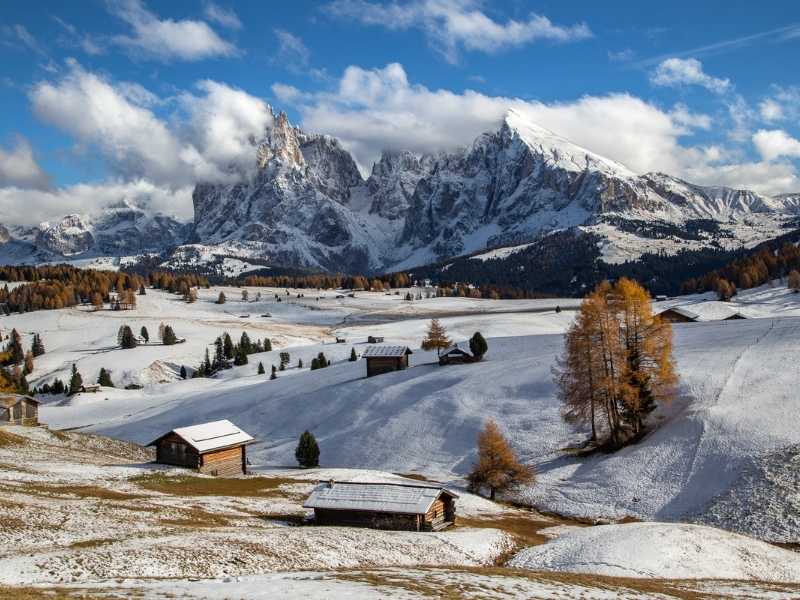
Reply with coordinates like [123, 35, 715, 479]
[337, 567, 800, 600]
[132, 473, 307, 498]
[19, 483, 142, 501]
[0, 428, 25, 447]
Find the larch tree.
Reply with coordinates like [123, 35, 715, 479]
[467, 419, 534, 500]
[421, 319, 451, 356]
[217, 291, 226, 305]
[553, 278, 677, 449]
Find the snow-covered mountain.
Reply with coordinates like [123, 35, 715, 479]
[0, 199, 190, 264]
[187, 107, 799, 273]
[3, 108, 799, 273]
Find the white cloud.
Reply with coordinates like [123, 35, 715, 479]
[325, 0, 591, 63]
[274, 29, 311, 70]
[684, 160, 800, 196]
[669, 103, 712, 130]
[650, 58, 731, 94]
[109, 0, 237, 61]
[52, 16, 105, 56]
[289, 62, 708, 178]
[608, 48, 635, 62]
[0, 136, 50, 190]
[271, 82, 304, 104]
[752, 129, 800, 161]
[759, 98, 784, 122]
[203, 2, 242, 30]
[29, 61, 271, 187]
[0, 180, 193, 226]
[1, 24, 47, 57]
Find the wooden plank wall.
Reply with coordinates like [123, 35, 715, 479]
[198, 446, 245, 476]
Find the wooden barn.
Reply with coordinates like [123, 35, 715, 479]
[367, 335, 384, 344]
[304, 480, 457, 531]
[362, 345, 412, 377]
[0, 394, 39, 426]
[438, 345, 473, 366]
[147, 420, 254, 476]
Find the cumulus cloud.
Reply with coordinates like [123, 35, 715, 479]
[684, 160, 800, 196]
[29, 60, 271, 187]
[650, 58, 731, 94]
[288, 62, 708, 177]
[0, 180, 193, 226]
[109, 0, 237, 61]
[203, 2, 242, 30]
[325, 0, 591, 63]
[0, 136, 50, 190]
[752, 129, 800, 161]
[759, 98, 784, 122]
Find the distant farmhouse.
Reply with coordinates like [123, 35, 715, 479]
[0, 394, 39, 426]
[304, 480, 457, 531]
[657, 303, 747, 324]
[362, 345, 412, 377]
[148, 420, 254, 476]
[438, 345, 473, 366]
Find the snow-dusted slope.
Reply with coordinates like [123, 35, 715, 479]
[31, 283, 800, 542]
[510, 522, 800, 581]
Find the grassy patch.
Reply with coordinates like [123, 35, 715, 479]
[20, 483, 142, 501]
[0, 428, 25, 447]
[393, 472, 433, 482]
[131, 473, 307, 498]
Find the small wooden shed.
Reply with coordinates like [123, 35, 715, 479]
[367, 336, 384, 344]
[656, 306, 699, 323]
[0, 394, 39, 426]
[362, 345, 412, 377]
[304, 481, 457, 531]
[147, 420, 254, 476]
[438, 345, 473, 366]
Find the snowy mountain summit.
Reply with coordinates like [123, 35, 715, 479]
[3, 108, 798, 272]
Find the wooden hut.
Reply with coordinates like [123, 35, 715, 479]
[0, 394, 39, 426]
[438, 345, 473, 365]
[367, 336, 384, 344]
[81, 384, 101, 393]
[656, 306, 699, 323]
[362, 345, 412, 377]
[304, 480, 457, 531]
[147, 420, 254, 476]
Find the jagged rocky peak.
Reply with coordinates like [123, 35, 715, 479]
[367, 150, 436, 220]
[256, 110, 305, 169]
[0, 224, 10, 245]
[36, 214, 94, 256]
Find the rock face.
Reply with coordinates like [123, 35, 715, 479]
[189, 107, 799, 272]
[5, 108, 800, 271]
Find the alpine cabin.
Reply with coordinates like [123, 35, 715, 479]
[304, 480, 457, 531]
[147, 420, 254, 476]
[438, 345, 473, 366]
[0, 394, 39, 426]
[362, 345, 412, 377]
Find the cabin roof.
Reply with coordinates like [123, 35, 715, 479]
[303, 480, 457, 515]
[657, 301, 747, 322]
[362, 345, 413, 358]
[147, 419, 254, 453]
[0, 394, 40, 408]
[440, 345, 471, 356]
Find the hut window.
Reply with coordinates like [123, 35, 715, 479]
[0, 408, 7, 421]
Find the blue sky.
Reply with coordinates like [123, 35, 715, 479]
[1, 0, 799, 223]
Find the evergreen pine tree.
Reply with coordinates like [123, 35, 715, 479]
[223, 333, 234, 359]
[270, 365, 277, 380]
[298, 358, 303, 368]
[31, 333, 45, 357]
[68, 364, 83, 395]
[295, 430, 320, 468]
[217, 291, 226, 304]
[213, 337, 224, 370]
[469, 332, 488, 360]
[140, 326, 149, 343]
[203, 348, 212, 376]
[7, 329, 24, 364]
[162, 325, 178, 346]
[180, 365, 187, 379]
[240, 332, 252, 354]
[97, 368, 114, 387]
[264, 338, 272, 352]
[257, 362, 265, 375]
[234, 345, 248, 366]
[349, 347, 357, 362]
[120, 325, 137, 349]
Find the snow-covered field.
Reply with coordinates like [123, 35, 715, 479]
[5, 281, 800, 595]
